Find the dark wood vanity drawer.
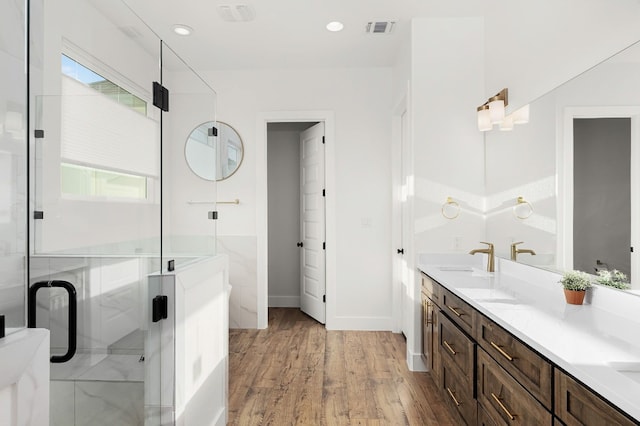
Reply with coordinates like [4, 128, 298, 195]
[441, 355, 477, 425]
[554, 370, 636, 426]
[421, 273, 442, 307]
[478, 401, 500, 426]
[442, 287, 476, 336]
[477, 314, 552, 409]
[440, 311, 475, 381]
[477, 348, 552, 425]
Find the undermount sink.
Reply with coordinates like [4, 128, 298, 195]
[609, 362, 640, 384]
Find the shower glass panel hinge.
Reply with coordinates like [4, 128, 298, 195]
[167, 259, 175, 271]
[34, 211, 44, 220]
[152, 295, 168, 323]
[209, 127, 218, 137]
[34, 129, 44, 138]
[208, 211, 218, 220]
[152, 82, 169, 111]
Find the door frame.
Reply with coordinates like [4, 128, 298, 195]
[256, 111, 335, 329]
[558, 106, 640, 284]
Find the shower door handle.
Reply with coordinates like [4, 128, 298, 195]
[28, 280, 77, 363]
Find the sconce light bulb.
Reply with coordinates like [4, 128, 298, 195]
[512, 104, 530, 124]
[500, 115, 514, 131]
[477, 107, 492, 131]
[489, 98, 505, 124]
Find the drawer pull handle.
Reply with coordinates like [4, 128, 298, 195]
[447, 305, 463, 317]
[491, 393, 515, 420]
[446, 387, 461, 406]
[490, 341, 514, 361]
[443, 340, 457, 355]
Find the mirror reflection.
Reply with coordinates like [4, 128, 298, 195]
[185, 121, 243, 181]
[485, 40, 640, 292]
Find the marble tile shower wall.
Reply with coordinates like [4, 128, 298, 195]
[217, 235, 257, 328]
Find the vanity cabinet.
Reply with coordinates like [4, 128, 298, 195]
[555, 370, 637, 426]
[476, 314, 553, 409]
[439, 312, 477, 425]
[419, 271, 638, 426]
[421, 275, 442, 384]
[441, 287, 476, 337]
[477, 347, 552, 425]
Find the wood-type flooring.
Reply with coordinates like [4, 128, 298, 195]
[228, 308, 456, 425]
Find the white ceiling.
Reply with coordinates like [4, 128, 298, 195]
[123, 0, 490, 71]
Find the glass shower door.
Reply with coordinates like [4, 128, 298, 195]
[29, 0, 163, 424]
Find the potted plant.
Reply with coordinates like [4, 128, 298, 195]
[595, 269, 631, 290]
[559, 270, 592, 305]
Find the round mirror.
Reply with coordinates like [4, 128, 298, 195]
[184, 121, 244, 181]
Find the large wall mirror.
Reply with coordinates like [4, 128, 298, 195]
[185, 121, 244, 181]
[485, 39, 640, 293]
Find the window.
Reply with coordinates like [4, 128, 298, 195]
[61, 55, 147, 115]
[61, 163, 147, 200]
[59, 54, 158, 201]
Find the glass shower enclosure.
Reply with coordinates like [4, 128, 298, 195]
[25, 0, 219, 423]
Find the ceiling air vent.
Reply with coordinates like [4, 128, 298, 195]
[218, 4, 255, 22]
[366, 21, 396, 34]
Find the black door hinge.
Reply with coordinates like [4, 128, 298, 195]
[323, 242, 326, 250]
[34, 211, 44, 220]
[397, 248, 404, 255]
[209, 126, 218, 137]
[322, 189, 325, 197]
[34, 129, 45, 138]
[322, 136, 325, 144]
[297, 242, 303, 247]
[152, 295, 168, 322]
[208, 211, 218, 220]
[167, 259, 175, 272]
[153, 82, 170, 111]
[323, 295, 326, 303]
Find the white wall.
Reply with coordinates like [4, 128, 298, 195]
[485, 0, 640, 110]
[204, 67, 393, 330]
[401, 17, 486, 369]
[267, 126, 302, 308]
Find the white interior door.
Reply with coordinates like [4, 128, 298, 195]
[299, 122, 326, 324]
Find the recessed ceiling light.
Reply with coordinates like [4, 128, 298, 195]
[173, 24, 193, 36]
[326, 21, 344, 32]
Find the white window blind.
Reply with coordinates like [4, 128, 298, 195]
[60, 77, 159, 177]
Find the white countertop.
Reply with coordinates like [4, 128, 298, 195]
[418, 254, 640, 422]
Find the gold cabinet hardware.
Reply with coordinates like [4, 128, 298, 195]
[491, 393, 515, 420]
[426, 302, 433, 325]
[443, 340, 457, 355]
[446, 387, 461, 406]
[447, 305, 462, 317]
[490, 341, 514, 361]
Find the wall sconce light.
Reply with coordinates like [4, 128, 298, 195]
[477, 89, 530, 132]
[477, 105, 492, 132]
[442, 197, 461, 220]
[513, 196, 533, 219]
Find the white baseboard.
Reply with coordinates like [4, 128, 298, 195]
[407, 350, 427, 372]
[268, 295, 300, 307]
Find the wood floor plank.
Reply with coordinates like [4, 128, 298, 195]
[228, 308, 457, 426]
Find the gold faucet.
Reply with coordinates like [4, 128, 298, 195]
[510, 241, 536, 261]
[469, 242, 495, 272]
